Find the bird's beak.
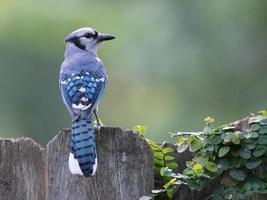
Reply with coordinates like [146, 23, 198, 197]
[97, 33, 115, 42]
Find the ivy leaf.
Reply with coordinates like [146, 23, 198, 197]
[167, 162, 178, 170]
[218, 146, 230, 157]
[166, 185, 175, 198]
[252, 145, 267, 157]
[246, 158, 262, 169]
[189, 136, 205, 152]
[163, 147, 174, 154]
[260, 118, 267, 125]
[218, 159, 230, 170]
[154, 159, 164, 167]
[133, 125, 147, 136]
[195, 156, 209, 166]
[258, 135, 267, 144]
[246, 139, 257, 150]
[208, 135, 222, 145]
[229, 158, 242, 168]
[239, 147, 251, 159]
[160, 167, 173, 177]
[251, 124, 260, 132]
[177, 143, 189, 153]
[165, 155, 175, 161]
[229, 169, 247, 181]
[154, 151, 163, 160]
[251, 132, 259, 138]
[206, 162, 217, 172]
[228, 132, 240, 145]
[259, 126, 267, 134]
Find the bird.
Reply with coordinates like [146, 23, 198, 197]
[59, 27, 115, 177]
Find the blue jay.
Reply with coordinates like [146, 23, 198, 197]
[59, 28, 115, 177]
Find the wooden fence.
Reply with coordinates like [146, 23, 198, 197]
[0, 127, 266, 200]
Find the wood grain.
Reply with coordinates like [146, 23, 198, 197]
[46, 127, 154, 200]
[0, 137, 46, 200]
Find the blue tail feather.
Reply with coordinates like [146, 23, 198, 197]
[71, 118, 96, 177]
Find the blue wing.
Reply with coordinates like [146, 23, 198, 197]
[60, 71, 105, 120]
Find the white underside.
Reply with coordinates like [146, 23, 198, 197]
[68, 153, 98, 176]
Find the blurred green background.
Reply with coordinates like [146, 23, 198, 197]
[0, 0, 267, 145]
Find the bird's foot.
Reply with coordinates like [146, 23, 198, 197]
[93, 122, 103, 134]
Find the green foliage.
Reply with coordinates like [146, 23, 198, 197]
[135, 125, 181, 199]
[138, 112, 267, 200]
[133, 125, 148, 137]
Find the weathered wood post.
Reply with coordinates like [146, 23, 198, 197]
[46, 127, 154, 200]
[0, 138, 46, 200]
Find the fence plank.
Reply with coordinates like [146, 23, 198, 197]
[0, 138, 46, 200]
[46, 127, 154, 200]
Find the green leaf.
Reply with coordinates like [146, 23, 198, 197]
[229, 169, 247, 181]
[163, 178, 177, 189]
[252, 145, 267, 157]
[162, 147, 174, 154]
[246, 158, 262, 169]
[229, 158, 242, 168]
[186, 161, 195, 167]
[195, 156, 209, 165]
[160, 167, 165, 176]
[246, 139, 257, 150]
[242, 181, 253, 191]
[228, 132, 240, 145]
[177, 143, 189, 153]
[218, 146, 230, 157]
[154, 151, 163, 160]
[258, 189, 267, 193]
[258, 135, 267, 144]
[166, 185, 175, 198]
[239, 147, 251, 159]
[208, 135, 222, 145]
[206, 161, 217, 172]
[259, 126, 267, 134]
[154, 159, 164, 167]
[218, 159, 231, 170]
[259, 110, 267, 116]
[165, 155, 175, 161]
[160, 167, 173, 177]
[260, 118, 267, 125]
[251, 124, 261, 132]
[133, 125, 147, 136]
[147, 140, 160, 151]
[154, 166, 161, 174]
[251, 132, 259, 138]
[188, 136, 205, 152]
[167, 162, 178, 170]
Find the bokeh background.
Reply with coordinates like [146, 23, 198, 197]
[0, 0, 267, 145]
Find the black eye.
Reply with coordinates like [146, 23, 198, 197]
[93, 31, 98, 37]
[84, 33, 93, 38]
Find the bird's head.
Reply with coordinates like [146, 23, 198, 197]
[65, 27, 115, 54]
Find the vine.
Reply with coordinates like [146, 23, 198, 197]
[137, 111, 267, 200]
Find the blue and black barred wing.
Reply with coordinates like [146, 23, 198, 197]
[60, 71, 106, 119]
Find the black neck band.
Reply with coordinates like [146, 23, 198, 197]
[69, 37, 86, 50]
